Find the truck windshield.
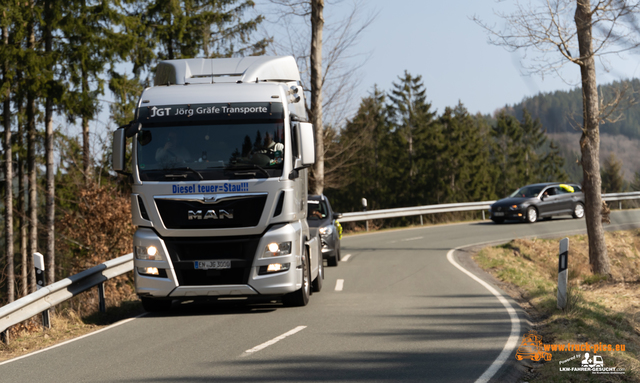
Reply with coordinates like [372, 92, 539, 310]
[136, 122, 285, 181]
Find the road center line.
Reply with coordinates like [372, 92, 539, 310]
[241, 326, 307, 356]
[341, 254, 352, 262]
[401, 236, 423, 241]
[446, 248, 520, 383]
[335, 279, 344, 291]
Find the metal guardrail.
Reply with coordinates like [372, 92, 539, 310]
[339, 192, 640, 223]
[2, 191, 640, 340]
[0, 253, 133, 336]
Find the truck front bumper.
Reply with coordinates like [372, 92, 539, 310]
[133, 224, 304, 299]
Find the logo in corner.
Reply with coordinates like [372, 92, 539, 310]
[515, 330, 552, 362]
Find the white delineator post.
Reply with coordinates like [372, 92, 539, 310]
[34, 252, 51, 329]
[557, 238, 569, 310]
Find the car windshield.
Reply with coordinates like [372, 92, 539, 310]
[307, 200, 328, 220]
[137, 122, 285, 181]
[509, 185, 544, 198]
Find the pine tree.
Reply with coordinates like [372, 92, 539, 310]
[327, 86, 390, 212]
[439, 102, 496, 203]
[492, 111, 525, 197]
[387, 71, 437, 206]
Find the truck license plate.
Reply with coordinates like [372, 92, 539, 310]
[195, 260, 231, 270]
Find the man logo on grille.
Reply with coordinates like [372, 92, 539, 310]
[188, 209, 234, 220]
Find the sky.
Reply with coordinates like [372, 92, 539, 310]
[256, 0, 640, 118]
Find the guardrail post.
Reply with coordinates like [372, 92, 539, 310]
[1, 329, 8, 345]
[361, 198, 369, 232]
[34, 252, 51, 329]
[619, 201, 622, 210]
[557, 238, 569, 310]
[482, 211, 485, 220]
[420, 215, 423, 226]
[98, 283, 106, 313]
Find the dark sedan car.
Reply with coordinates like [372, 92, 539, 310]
[307, 195, 342, 266]
[489, 182, 584, 223]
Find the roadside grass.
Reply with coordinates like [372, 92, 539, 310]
[0, 300, 144, 363]
[474, 230, 640, 382]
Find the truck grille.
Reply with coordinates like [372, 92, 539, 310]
[164, 236, 261, 286]
[155, 195, 267, 229]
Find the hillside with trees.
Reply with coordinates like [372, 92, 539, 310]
[506, 79, 640, 139]
[324, 73, 568, 214]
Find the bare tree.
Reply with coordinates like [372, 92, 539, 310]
[2, 22, 15, 304]
[264, 0, 375, 193]
[475, 0, 640, 275]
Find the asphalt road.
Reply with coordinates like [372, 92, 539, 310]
[2, 210, 639, 383]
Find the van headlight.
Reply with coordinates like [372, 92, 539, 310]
[263, 241, 291, 257]
[135, 245, 161, 260]
[319, 226, 333, 236]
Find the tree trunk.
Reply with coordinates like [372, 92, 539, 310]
[27, 5, 38, 293]
[575, 0, 610, 275]
[17, 99, 28, 297]
[310, 0, 324, 195]
[44, 0, 56, 286]
[2, 25, 15, 303]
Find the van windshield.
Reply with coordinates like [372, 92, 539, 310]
[137, 122, 285, 181]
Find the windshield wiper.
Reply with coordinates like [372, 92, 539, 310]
[226, 163, 270, 178]
[164, 167, 204, 180]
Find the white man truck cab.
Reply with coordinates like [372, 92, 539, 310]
[112, 56, 322, 311]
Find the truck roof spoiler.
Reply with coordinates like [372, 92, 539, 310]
[155, 56, 301, 86]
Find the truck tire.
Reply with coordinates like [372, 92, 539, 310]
[283, 251, 311, 307]
[312, 259, 323, 293]
[141, 297, 172, 312]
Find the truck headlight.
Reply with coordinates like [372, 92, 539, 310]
[319, 226, 333, 236]
[263, 241, 291, 257]
[135, 245, 162, 260]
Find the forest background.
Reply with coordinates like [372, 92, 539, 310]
[0, 0, 638, 310]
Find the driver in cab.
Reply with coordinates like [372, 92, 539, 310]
[156, 131, 191, 164]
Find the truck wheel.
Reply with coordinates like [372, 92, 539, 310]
[283, 251, 310, 307]
[312, 259, 323, 293]
[141, 297, 172, 312]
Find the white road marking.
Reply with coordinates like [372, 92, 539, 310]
[341, 254, 352, 262]
[401, 236, 423, 241]
[0, 316, 142, 367]
[446, 248, 521, 383]
[335, 279, 344, 291]
[241, 326, 307, 356]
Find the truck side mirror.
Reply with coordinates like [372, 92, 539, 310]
[334, 212, 343, 220]
[125, 122, 142, 138]
[112, 127, 127, 173]
[294, 122, 315, 169]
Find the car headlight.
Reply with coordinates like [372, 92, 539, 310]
[135, 245, 161, 260]
[263, 241, 292, 257]
[508, 205, 520, 211]
[319, 226, 333, 236]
